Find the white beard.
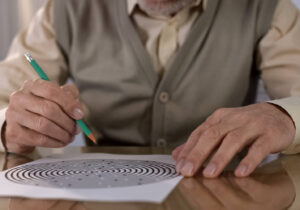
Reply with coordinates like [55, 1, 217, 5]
[138, 0, 195, 16]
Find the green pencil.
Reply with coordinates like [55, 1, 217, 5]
[24, 52, 96, 144]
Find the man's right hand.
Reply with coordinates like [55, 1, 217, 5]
[3, 79, 83, 154]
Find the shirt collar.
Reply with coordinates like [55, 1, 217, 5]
[127, 0, 207, 15]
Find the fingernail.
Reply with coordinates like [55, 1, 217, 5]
[176, 160, 185, 173]
[203, 163, 217, 177]
[73, 108, 83, 119]
[236, 165, 248, 176]
[180, 162, 194, 176]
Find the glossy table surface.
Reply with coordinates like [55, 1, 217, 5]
[0, 147, 298, 210]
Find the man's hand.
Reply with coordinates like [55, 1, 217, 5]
[173, 103, 296, 177]
[3, 79, 83, 154]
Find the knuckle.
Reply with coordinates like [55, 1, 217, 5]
[233, 112, 249, 122]
[61, 85, 79, 98]
[185, 152, 204, 165]
[202, 127, 221, 139]
[192, 144, 208, 159]
[205, 115, 217, 124]
[214, 108, 228, 116]
[44, 86, 58, 99]
[189, 129, 200, 140]
[185, 156, 198, 165]
[200, 122, 211, 131]
[33, 78, 42, 83]
[184, 151, 202, 164]
[5, 108, 14, 121]
[36, 81, 59, 98]
[178, 150, 188, 159]
[22, 80, 33, 90]
[9, 91, 22, 104]
[41, 101, 57, 117]
[35, 78, 51, 86]
[72, 86, 79, 96]
[226, 131, 242, 142]
[251, 142, 266, 153]
[5, 124, 17, 139]
[35, 117, 49, 132]
[172, 149, 179, 158]
[33, 79, 46, 88]
[264, 125, 279, 135]
[37, 134, 48, 146]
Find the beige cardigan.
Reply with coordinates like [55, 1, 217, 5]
[0, 0, 300, 153]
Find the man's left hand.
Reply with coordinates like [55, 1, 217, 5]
[173, 103, 296, 178]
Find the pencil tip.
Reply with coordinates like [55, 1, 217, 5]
[88, 134, 97, 144]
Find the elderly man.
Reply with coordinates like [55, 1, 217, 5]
[0, 0, 300, 178]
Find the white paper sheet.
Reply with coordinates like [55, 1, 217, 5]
[0, 153, 182, 203]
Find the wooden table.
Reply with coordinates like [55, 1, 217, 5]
[0, 147, 298, 210]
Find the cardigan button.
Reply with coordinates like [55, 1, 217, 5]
[159, 92, 169, 103]
[157, 138, 167, 147]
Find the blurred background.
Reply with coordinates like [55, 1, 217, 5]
[0, 0, 299, 147]
[0, 0, 47, 59]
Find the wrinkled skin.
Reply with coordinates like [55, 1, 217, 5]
[173, 103, 295, 178]
[4, 79, 82, 154]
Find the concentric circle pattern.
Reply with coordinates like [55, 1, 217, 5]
[5, 159, 178, 189]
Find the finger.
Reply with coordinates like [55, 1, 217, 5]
[176, 109, 233, 171]
[13, 92, 76, 135]
[7, 123, 65, 148]
[175, 122, 214, 171]
[172, 144, 185, 161]
[235, 139, 270, 177]
[61, 84, 79, 99]
[24, 80, 83, 119]
[176, 108, 232, 162]
[202, 128, 257, 178]
[178, 123, 237, 176]
[205, 108, 233, 125]
[177, 108, 232, 160]
[10, 108, 72, 144]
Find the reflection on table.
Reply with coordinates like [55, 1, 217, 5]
[0, 147, 298, 210]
